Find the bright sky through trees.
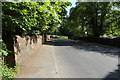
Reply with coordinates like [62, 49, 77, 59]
[66, 0, 76, 16]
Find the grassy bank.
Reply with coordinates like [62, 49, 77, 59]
[53, 35, 68, 39]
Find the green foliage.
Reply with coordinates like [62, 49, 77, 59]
[60, 2, 120, 38]
[2, 2, 72, 78]
[0, 40, 17, 56]
[2, 2, 71, 36]
[58, 36, 68, 39]
[0, 40, 19, 79]
[0, 40, 8, 56]
[1, 65, 15, 79]
[104, 2, 120, 36]
[0, 50, 8, 56]
[0, 65, 20, 79]
[53, 35, 68, 39]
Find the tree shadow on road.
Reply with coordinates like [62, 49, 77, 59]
[103, 64, 119, 80]
[44, 39, 75, 46]
[44, 40, 54, 45]
[72, 41, 120, 57]
[45, 39, 119, 79]
[45, 39, 120, 57]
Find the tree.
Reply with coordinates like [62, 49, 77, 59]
[60, 2, 120, 38]
[2, 1, 71, 67]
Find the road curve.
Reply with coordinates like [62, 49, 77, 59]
[17, 39, 119, 79]
[52, 39, 119, 78]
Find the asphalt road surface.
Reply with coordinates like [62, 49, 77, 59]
[17, 39, 119, 79]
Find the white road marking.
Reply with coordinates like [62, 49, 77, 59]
[52, 45, 61, 78]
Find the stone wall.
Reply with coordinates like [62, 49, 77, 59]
[14, 36, 42, 64]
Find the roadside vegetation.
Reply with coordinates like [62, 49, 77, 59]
[53, 35, 68, 39]
[60, 2, 120, 38]
[1, 1, 120, 79]
[59, 2, 120, 48]
[1, 1, 71, 79]
[0, 40, 20, 79]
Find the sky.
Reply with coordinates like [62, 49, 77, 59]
[66, 0, 77, 16]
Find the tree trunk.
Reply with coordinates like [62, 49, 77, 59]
[3, 31, 16, 68]
[42, 32, 47, 44]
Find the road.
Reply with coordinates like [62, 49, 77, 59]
[17, 39, 119, 79]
